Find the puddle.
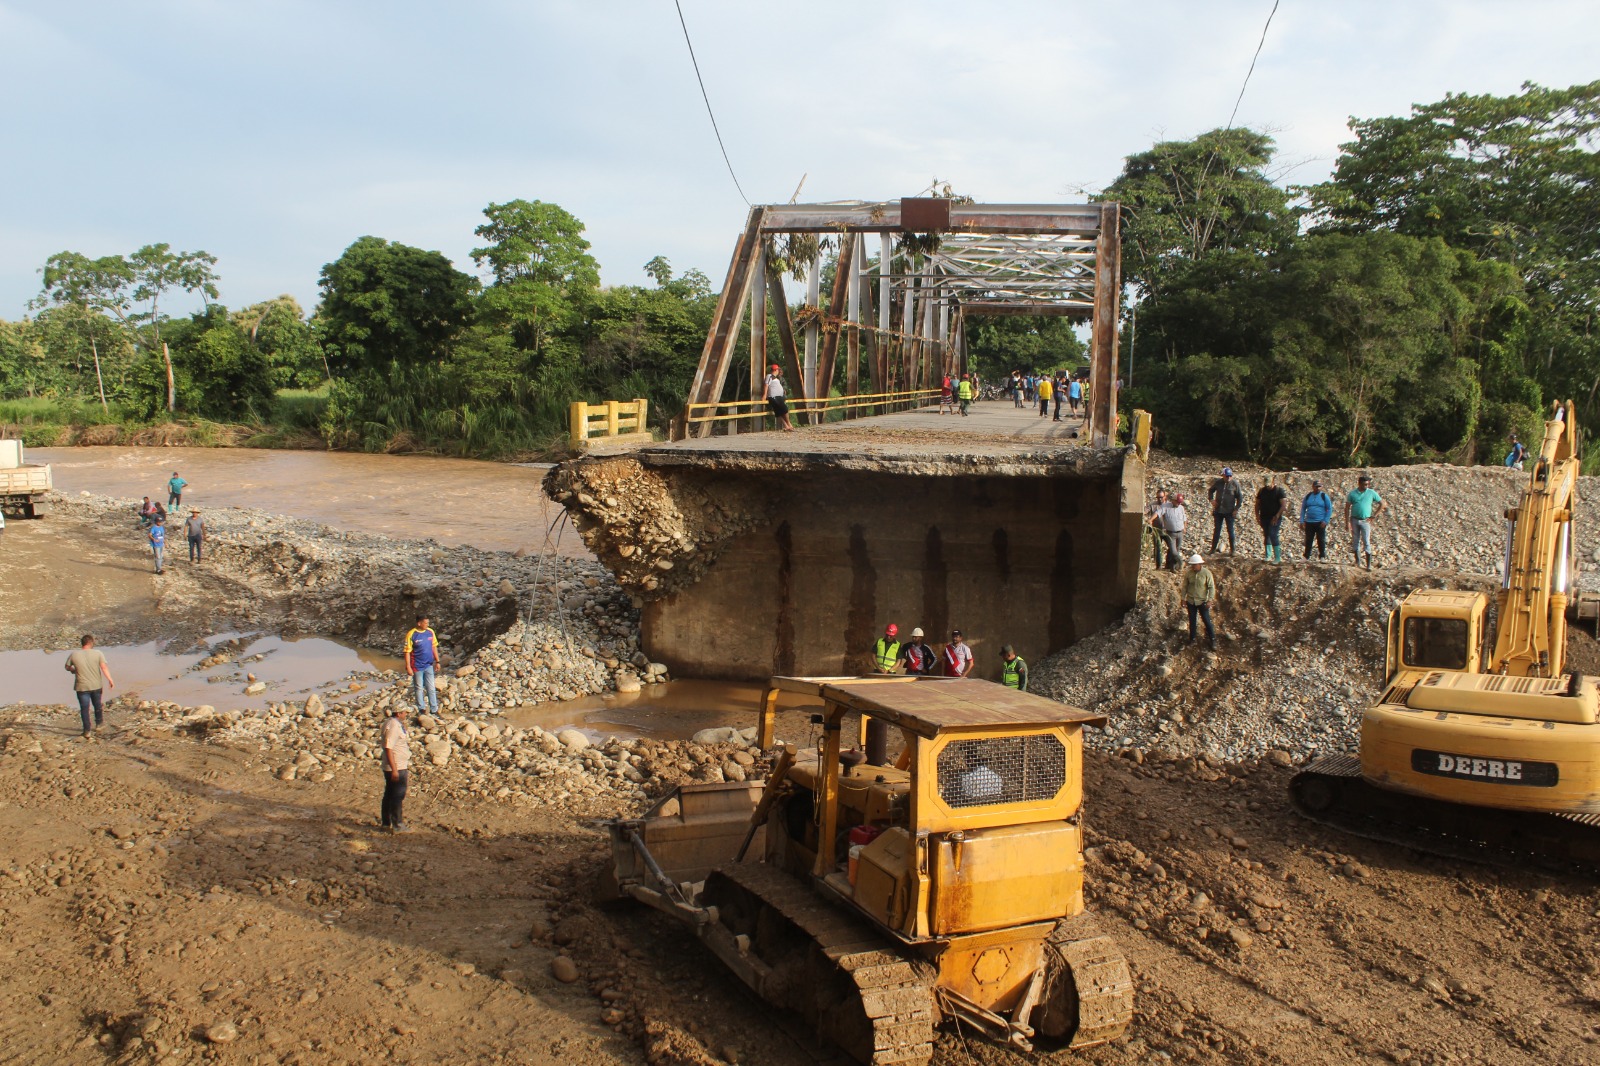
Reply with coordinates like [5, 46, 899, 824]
[505, 679, 828, 742]
[2, 634, 403, 711]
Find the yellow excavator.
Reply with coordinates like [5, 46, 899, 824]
[1292, 401, 1600, 871]
[597, 676, 1133, 1064]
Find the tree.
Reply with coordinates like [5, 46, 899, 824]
[316, 237, 478, 375]
[1098, 128, 1299, 299]
[127, 245, 220, 413]
[233, 296, 327, 388]
[1307, 81, 1600, 420]
[471, 199, 599, 354]
[34, 251, 135, 411]
[964, 317, 1087, 383]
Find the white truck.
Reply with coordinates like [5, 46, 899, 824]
[0, 439, 53, 517]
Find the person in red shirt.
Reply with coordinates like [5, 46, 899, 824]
[942, 630, 974, 677]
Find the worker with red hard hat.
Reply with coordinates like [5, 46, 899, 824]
[763, 363, 795, 432]
[872, 624, 901, 673]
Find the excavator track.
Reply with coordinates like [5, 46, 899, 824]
[1290, 753, 1600, 878]
[704, 863, 938, 1066]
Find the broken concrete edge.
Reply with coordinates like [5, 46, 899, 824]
[625, 442, 1133, 479]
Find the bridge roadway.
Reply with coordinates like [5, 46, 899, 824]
[554, 399, 1145, 684]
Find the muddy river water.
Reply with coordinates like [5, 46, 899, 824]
[30, 446, 586, 556]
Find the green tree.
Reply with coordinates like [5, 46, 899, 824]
[126, 306, 274, 420]
[965, 317, 1087, 383]
[233, 296, 326, 389]
[34, 251, 136, 410]
[1099, 128, 1299, 299]
[316, 237, 478, 375]
[471, 199, 600, 354]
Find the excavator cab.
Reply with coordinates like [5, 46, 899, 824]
[1383, 589, 1488, 681]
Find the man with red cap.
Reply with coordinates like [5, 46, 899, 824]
[763, 363, 795, 432]
[872, 623, 902, 673]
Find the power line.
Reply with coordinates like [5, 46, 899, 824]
[673, 0, 751, 206]
[1226, 0, 1281, 130]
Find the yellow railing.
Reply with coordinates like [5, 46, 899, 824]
[685, 388, 940, 429]
[569, 399, 650, 448]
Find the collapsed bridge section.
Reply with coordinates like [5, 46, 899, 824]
[546, 434, 1144, 682]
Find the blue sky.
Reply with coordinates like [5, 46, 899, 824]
[1, 1, 1594, 319]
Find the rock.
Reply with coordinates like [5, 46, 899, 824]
[1420, 975, 1448, 996]
[244, 682, 267, 696]
[614, 673, 642, 694]
[550, 956, 579, 984]
[497, 579, 516, 597]
[276, 766, 297, 782]
[203, 1021, 238, 1044]
[691, 726, 739, 745]
[1227, 929, 1254, 951]
[556, 729, 590, 752]
[1266, 749, 1294, 768]
[453, 962, 475, 977]
[303, 694, 325, 719]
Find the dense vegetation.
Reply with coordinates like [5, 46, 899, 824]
[1, 80, 1593, 466]
[1114, 81, 1598, 466]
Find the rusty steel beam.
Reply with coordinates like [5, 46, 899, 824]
[815, 233, 855, 404]
[684, 207, 766, 438]
[749, 246, 767, 433]
[760, 202, 1103, 235]
[960, 301, 1094, 317]
[1087, 203, 1122, 448]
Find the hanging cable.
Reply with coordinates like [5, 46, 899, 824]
[1225, 0, 1281, 130]
[673, 0, 751, 205]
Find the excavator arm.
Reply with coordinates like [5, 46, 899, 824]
[1490, 400, 1581, 677]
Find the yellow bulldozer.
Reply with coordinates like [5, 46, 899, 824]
[1292, 402, 1600, 871]
[598, 675, 1133, 1064]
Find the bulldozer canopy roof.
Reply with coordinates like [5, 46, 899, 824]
[769, 675, 1106, 739]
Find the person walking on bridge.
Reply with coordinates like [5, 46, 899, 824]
[1036, 374, 1053, 418]
[1010, 370, 1023, 408]
[957, 373, 974, 417]
[1207, 468, 1242, 555]
[872, 624, 902, 673]
[1067, 376, 1083, 417]
[764, 365, 795, 432]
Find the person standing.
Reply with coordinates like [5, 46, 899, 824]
[1145, 489, 1171, 568]
[956, 373, 974, 417]
[1036, 374, 1053, 418]
[167, 471, 187, 509]
[1052, 372, 1066, 421]
[872, 624, 902, 673]
[0, 505, 6, 545]
[184, 508, 206, 563]
[65, 635, 116, 738]
[1299, 480, 1333, 560]
[764, 364, 795, 432]
[897, 627, 935, 675]
[148, 519, 166, 574]
[1000, 645, 1028, 690]
[1344, 475, 1386, 569]
[1255, 475, 1288, 563]
[942, 630, 973, 677]
[1181, 554, 1217, 649]
[1506, 434, 1527, 471]
[1155, 492, 1188, 570]
[404, 615, 440, 715]
[1207, 468, 1243, 555]
[379, 706, 411, 832]
[1067, 376, 1083, 417]
[1010, 370, 1023, 408]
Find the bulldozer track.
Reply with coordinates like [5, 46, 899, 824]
[706, 863, 937, 1066]
[1290, 754, 1600, 878]
[1045, 923, 1136, 1048]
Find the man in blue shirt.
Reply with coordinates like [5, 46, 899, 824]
[1344, 475, 1386, 569]
[404, 615, 440, 715]
[1299, 479, 1333, 560]
[148, 520, 166, 574]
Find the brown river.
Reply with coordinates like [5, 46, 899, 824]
[29, 446, 587, 557]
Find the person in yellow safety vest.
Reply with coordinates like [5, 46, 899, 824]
[872, 623, 901, 672]
[1000, 644, 1028, 690]
[956, 373, 975, 417]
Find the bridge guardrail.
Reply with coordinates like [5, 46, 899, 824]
[569, 399, 651, 452]
[684, 388, 940, 433]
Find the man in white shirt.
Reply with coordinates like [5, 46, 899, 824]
[380, 708, 411, 832]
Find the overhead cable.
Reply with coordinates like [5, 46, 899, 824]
[673, 0, 751, 206]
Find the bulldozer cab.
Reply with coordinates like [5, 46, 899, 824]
[760, 676, 1106, 942]
[1385, 589, 1488, 683]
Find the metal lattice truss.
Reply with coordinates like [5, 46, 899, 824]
[679, 199, 1122, 445]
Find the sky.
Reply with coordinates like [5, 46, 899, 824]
[1, 0, 1595, 319]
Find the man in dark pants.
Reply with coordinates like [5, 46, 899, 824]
[1299, 479, 1333, 560]
[380, 707, 411, 831]
[1207, 467, 1243, 554]
[1181, 554, 1216, 650]
[65, 634, 116, 738]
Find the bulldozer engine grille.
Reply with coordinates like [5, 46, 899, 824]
[936, 734, 1066, 808]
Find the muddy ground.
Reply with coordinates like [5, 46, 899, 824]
[5, 487, 1600, 1065]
